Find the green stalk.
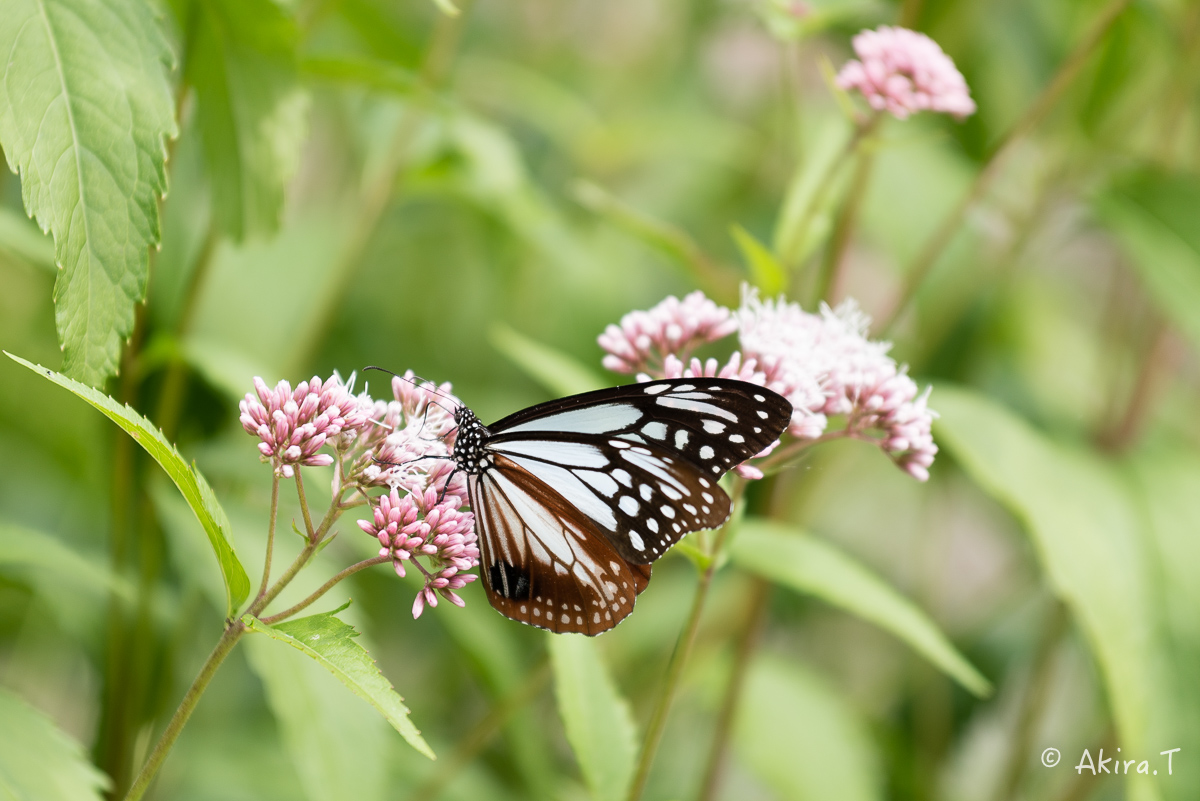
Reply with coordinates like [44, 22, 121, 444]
[697, 577, 772, 801]
[626, 480, 748, 801]
[123, 621, 246, 801]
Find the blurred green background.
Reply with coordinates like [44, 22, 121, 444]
[1, 0, 1199, 800]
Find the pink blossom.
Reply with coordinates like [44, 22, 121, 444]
[600, 288, 940, 480]
[738, 291, 939, 479]
[599, 291, 738, 374]
[239, 375, 372, 478]
[836, 26, 975, 120]
[358, 486, 479, 617]
[343, 371, 460, 492]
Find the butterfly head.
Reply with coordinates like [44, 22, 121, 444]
[451, 406, 493, 475]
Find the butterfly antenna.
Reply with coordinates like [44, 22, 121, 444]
[363, 365, 461, 415]
[370, 453, 451, 470]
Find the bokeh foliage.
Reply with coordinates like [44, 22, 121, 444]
[1, 0, 1199, 800]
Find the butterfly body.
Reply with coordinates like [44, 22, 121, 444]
[449, 379, 791, 635]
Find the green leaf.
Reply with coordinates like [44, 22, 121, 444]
[735, 656, 882, 801]
[5, 352, 250, 617]
[0, 522, 132, 600]
[731, 520, 991, 696]
[243, 608, 434, 760]
[772, 116, 849, 267]
[935, 386, 1163, 801]
[243, 615, 389, 801]
[0, 0, 176, 386]
[0, 687, 109, 801]
[1129, 451, 1200, 801]
[491, 323, 607, 397]
[431, 0, 460, 15]
[1096, 170, 1200, 354]
[187, 0, 309, 240]
[548, 635, 637, 801]
[730, 223, 786, 296]
[0, 206, 54, 271]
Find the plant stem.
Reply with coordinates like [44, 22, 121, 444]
[781, 116, 876, 276]
[260, 556, 390, 625]
[123, 620, 246, 801]
[294, 471, 317, 540]
[295, 0, 473, 366]
[812, 134, 877, 307]
[697, 577, 771, 801]
[992, 601, 1069, 801]
[626, 481, 746, 801]
[1096, 319, 1172, 453]
[255, 475, 281, 604]
[249, 480, 347, 618]
[879, 0, 1134, 334]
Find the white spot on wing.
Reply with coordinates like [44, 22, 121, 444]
[656, 397, 739, 421]
[612, 468, 633, 487]
[703, 420, 726, 434]
[674, 429, 688, 449]
[647, 518, 659, 533]
[644, 384, 671, 394]
[639, 484, 653, 500]
[619, 496, 639, 516]
[630, 531, 645, 550]
[577, 470, 619, 497]
[729, 434, 745, 443]
[661, 505, 676, 519]
[502, 403, 643, 435]
[642, 421, 668, 439]
[492, 440, 609, 467]
[700, 445, 715, 460]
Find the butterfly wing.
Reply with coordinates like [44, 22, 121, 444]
[484, 379, 792, 564]
[469, 455, 651, 635]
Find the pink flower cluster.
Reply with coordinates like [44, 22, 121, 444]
[240, 370, 480, 618]
[739, 292, 938, 480]
[836, 26, 975, 120]
[239, 376, 372, 478]
[599, 289, 939, 480]
[358, 484, 479, 619]
[599, 290, 738, 374]
[344, 372, 460, 493]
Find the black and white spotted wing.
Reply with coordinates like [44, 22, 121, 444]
[453, 378, 791, 635]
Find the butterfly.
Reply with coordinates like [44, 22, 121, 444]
[444, 378, 792, 635]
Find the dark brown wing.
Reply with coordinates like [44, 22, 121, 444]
[468, 455, 652, 636]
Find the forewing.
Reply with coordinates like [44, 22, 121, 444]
[469, 457, 650, 636]
[488, 377, 791, 467]
[486, 379, 792, 564]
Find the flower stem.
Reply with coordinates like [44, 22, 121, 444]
[781, 114, 877, 276]
[811, 129, 878, 306]
[294, 471, 316, 540]
[697, 577, 771, 801]
[260, 556, 390, 625]
[123, 620, 246, 801]
[295, 0, 473, 367]
[626, 481, 746, 801]
[991, 601, 1068, 801]
[879, 0, 1134, 334]
[255, 475, 281, 604]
